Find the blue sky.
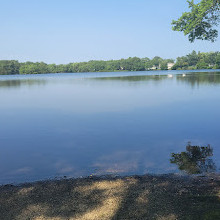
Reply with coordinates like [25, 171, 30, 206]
[1, 0, 220, 64]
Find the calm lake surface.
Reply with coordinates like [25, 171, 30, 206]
[0, 70, 220, 184]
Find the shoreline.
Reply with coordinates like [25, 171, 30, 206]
[1, 173, 220, 219]
[0, 68, 220, 76]
[0, 172, 219, 187]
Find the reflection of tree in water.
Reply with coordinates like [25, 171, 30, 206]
[170, 142, 216, 174]
[96, 75, 167, 82]
[176, 72, 220, 87]
[0, 79, 46, 88]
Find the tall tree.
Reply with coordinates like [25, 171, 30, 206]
[172, 0, 220, 42]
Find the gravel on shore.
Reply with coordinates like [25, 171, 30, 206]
[0, 174, 220, 220]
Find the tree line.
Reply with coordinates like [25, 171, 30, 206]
[0, 57, 174, 75]
[172, 51, 220, 70]
[0, 51, 220, 75]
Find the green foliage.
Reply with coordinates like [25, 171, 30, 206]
[216, 53, 220, 68]
[19, 62, 49, 74]
[172, 50, 220, 70]
[151, 56, 162, 68]
[0, 57, 173, 75]
[160, 62, 168, 70]
[172, 0, 220, 42]
[197, 59, 209, 69]
[1, 51, 220, 75]
[0, 60, 20, 75]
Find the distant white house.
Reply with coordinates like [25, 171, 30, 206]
[149, 63, 175, 70]
[150, 64, 161, 70]
[150, 65, 157, 70]
[167, 63, 175, 70]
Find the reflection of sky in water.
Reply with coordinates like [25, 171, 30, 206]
[0, 71, 220, 184]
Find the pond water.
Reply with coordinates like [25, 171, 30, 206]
[0, 70, 220, 184]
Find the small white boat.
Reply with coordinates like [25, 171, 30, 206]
[167, 74, 173, 78]
[182, 74, 186, 77]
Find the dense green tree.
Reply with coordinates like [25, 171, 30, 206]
[187, 50, 199, 66]
[141, 57, 152, 70]
[216, 53, 220, 68]
[172, 56, 189, 70]
[202, 51, 219, 65]
[105, 60, 120, 71]
[19, 62, 49, 74]
[47, 64, 58, 73]
[172, 0, 220, 42]
[160, 62, 168, 70]
[172, 51, 220, 70]
[0, 60, 20, 75]
[197, 59, 209, 69]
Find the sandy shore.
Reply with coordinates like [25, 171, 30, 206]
[0, 174, 220, 220]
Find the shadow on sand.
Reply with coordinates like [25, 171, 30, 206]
[0, 174, 220, 220]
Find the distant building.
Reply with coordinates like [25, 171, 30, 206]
[167, 63, 175, 70]
[150, 64, 161, 70]
[150, 65, 157, 70]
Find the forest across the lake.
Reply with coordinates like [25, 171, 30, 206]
[1, 50, 220, 75]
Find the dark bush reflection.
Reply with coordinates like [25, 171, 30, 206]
[170, 142, 216, 174]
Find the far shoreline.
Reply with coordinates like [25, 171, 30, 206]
[0, 68, 220, 78]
